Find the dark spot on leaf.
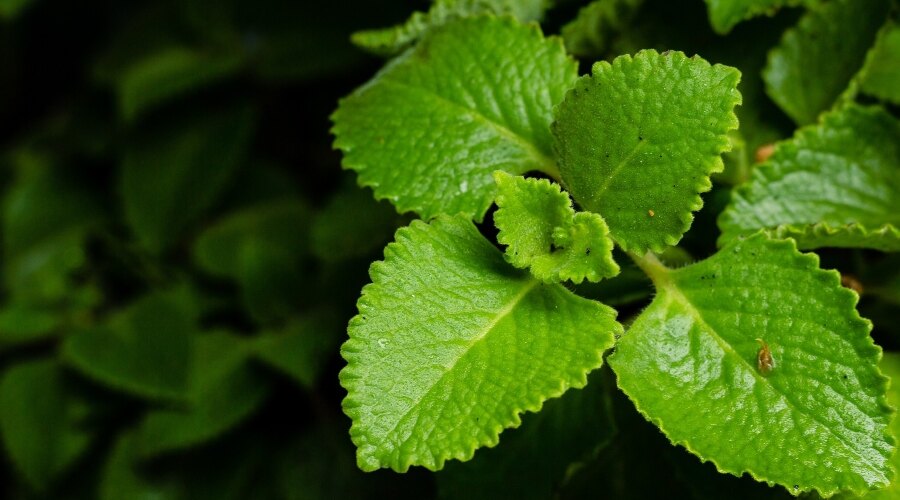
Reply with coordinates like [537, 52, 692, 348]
[585, 248, 591, 255]
[638, 136, 644, 141]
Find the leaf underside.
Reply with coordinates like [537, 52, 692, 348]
[493, 171, 619, 284]
[332, 16, 577, 221]
[552, 49, 741, 253]
[610, 233, 893, 496]
[340, 215, 620, 472]
[719, 105, 900, 251]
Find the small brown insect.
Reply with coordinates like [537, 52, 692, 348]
[756, 338, 775, 375]
[840, 274, 864, 294]
[755, 143, 776, 163]
[648, 209, 655, 217]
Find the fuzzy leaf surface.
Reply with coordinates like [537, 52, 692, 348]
[493, 171, 618, 283]
[552, 50, 741, 253]
[719, 105, 900, 251]
[332, 16, 577, 221]
[352, 0, 547, 56]
[609, 234, 893, 496]
[340, 216, 621, 472]
[763, 0, 890, 125]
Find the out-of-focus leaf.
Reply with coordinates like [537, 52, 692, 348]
[121, 103, 256, 253]
[100, 431, 180, 500]
[62, 290, 196, 401]
[0, 0, 34, 19]
[134, 332, 270, 458]
[0, 304, 60, 351]
[116, 47, 244, 122]
[561, 0, 643, 58]
[253, 311, 343, 388]
[0, 360, 92, 491]
[858, 21, 900, 105]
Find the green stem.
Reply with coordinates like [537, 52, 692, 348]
[627, 250, 671, 287]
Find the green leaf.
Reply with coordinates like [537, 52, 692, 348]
[332, 16, 577, 221]
[0, 360, 92, 490]
[0, 0, 34, 19]
[552, 50, 741, 253]
[493, 171, 619, 283]
[310, 183, 407, 263]
[351, 0, 547, 57]
[121, 103, 256, 253]
[253, 312, 343, 388]
[0, 304, 60, 352]
[62, 290, 196, 401]
[134, 332, 270, 458]
[340, 215, 621, 471]
[609, 234, 893, 496]
[858, 22, 900, 105]
[719, 105, 900, 251]
[437, 369, 616, 499]
[762, 0, 891, 125]
[703, 0, 804, 34]
[561, 0, 643, 58]
[116, 47, 244, 122]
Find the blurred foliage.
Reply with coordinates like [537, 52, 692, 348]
[0, 0, 897, 498]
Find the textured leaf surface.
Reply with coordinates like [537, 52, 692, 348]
[117, 47, 243, 122]
[561, 0, 642, 58]
[0, 360, 92, 490]
[332, 16, 577, 221]
[719, 105, 900, 251]
[352, 0, 547, 56]
[763, 0, 890, 125]
[62, 290, 195, 401]
[135, 332, 270, 458]
[609, 234, 893, 496]
[703, 0, 803, 34]
[859, 22, 900, 105]
[552, 50, 741, 253]
[493, 171, 618, 283]
[122, 103, 256, 253]
[340, 215, 621, 471]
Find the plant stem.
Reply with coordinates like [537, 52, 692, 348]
[627, 250, 671, 288]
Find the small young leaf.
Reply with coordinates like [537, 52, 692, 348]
[351, 0, 547, 56]
[609, 234, 893, 496]
[763, 0, 891, 125]
[134, 332, 270, 458]
[332, 16, 577, 221]
[858, 22, 900, 105]
[552, 50, 741, 253]
[493, 171, 619, 283]
[560, 0, 643, 58]
[340, 215, 621, 472]
[703, 0, 804, 34]
[62, 290, 196, 401]
[253, 312, 343, 388]
[121, 103, 256, 253]
[0, 360, 92, 491]
[116, 47, 244, 122]
[719, 105, 900, 251]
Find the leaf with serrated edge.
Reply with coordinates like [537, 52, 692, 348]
[352, 0, 547, 57]
[340, 215, 621, 471]
[763, 0, 890, 125]
[493, 171, 619, 283]
[719, 105, 900, 251]
[332, 16, 577, 221]
[610, 233, 893, 496]
[552, 49, 741, 253]
[703, 0, 805, 34]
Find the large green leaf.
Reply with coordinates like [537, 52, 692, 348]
[609, 234, 893, 496]
[134, 332, 270, 458]
[121, 103, 256, 253]
[763, 0, 890, 125]
[552, 50, 741, 253]
[560, 0, 643, 58]
[493, 171, 619, 283]
[62, 290, 196, 401]
[0, 360, 92, 491]
[703, 0, 804, 34]
[351, 0, 547, 56]
[340, 215, 621, 471]
[858, 22, 900, 105]
[332, 16, 577, 221]
[719, 105, 900, 251]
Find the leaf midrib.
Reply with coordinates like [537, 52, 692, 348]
[376, 278, 540, 459]
[657, 277, 882, 473]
